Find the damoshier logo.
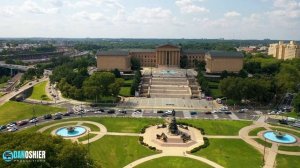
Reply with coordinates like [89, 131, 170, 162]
[2, 150, 46, 162]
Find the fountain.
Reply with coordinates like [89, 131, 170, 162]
[263, 131, 297, 144]
[168, 110, 179, 135]
[56, 126, 87, 137]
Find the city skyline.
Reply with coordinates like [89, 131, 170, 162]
[0, 0, 300, 40]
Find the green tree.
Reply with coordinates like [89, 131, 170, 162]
[180, 55, 188, 68]
[293, 93, 300, 114]
[112, 68, 121, 78]
[131, 57, 141, 70]
[276, 64, 300, 92]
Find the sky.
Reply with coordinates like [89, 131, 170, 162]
[0, 0, 300, 40]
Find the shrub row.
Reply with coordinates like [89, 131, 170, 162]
[190, 137, 210, 153]
[139, 136, 157, 151]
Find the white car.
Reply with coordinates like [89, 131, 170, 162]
[219, 106, 229, 111]
[8, 127, 18, 132]
[164, 110, 173, 115]
[94, 111, 102, 114]
[29, 118, 38, 123]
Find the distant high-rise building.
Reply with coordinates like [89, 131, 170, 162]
[268, 41, 300, 60]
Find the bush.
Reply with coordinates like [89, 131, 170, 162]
[190, 137, 210, 153]
[176, 122, 205, 135]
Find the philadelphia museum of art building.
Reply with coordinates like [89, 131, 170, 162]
[97, 44, 244, 73]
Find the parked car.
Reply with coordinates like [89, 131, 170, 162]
[278, 119, 288, 125]
[99, 109, 105, 112]
[135, 109, 142, 113]
[219, 106, 229, 111]
[54, 115, 62, 120]
[55, 112, 63, 116]
[7, 126, 18, 132]
[107, 109, 116, 114]
[224, 111, 232, 114]
[6, 122, 17, 128]
[164, 110, 173, 115]
[118, 110, 127, 114]
[17, 120, 28, 126]
[190, 111, 197, 115]
[29, 118, 38, 123]
[63, 112, 70, 116]
[205, 111, 212, 114]
[157, 110, 164, 113]
[44, 114, 52, 119]
[94, 111, 103, 114]
[0, 125, 7, 131]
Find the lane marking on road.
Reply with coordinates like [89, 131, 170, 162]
[229, 112, 239, 120]
[183, 110, 191, 118]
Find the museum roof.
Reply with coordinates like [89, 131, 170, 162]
[97, 50, 129, 56]
[129, 49, 155, 52]
[183, 49, 207, 54]
[156, 44, 181, 49]
[207, 50, 244, 58]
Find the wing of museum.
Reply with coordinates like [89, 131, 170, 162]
[96, 44, 244, 73]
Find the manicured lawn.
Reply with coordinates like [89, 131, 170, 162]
[270, 127, 300, 137]
[276, 154, 300, 168]
[248, 127, 266, 136]
[194, 139, 262, 168]
[90, 136, 157, 168]
[282, 111, 299, 118]
[0, 101, 65, 125]
[119, 87, 131, 97]
[81, 123, 100, 132]
[253, 138, 272, 148]
[208, 81, 222, 98]
[21, 117, 163, 133]
[28, 81, 51, 101]
[178, 119, 252, 135]
[278, 145, 300, 152]
[124, 79, 133, 86]
[78, 133, 97, 142]
[269, 123, 300, 131]
[135, 156, 212, 168]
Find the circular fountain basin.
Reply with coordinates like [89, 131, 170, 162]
[56, 126, 87, 137]
[160, 70, 176, 75]
[263, 131, 297, 144]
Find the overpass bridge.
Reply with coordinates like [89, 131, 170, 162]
[0, 63, 32, 71]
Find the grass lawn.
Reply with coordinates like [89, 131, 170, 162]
[194, 139, 262, 168]
[278, 145, 300, 152]
[270, 127, 300, 137]
[124, 79, 133, 86]
[253, 138, 272, 148]
[208, 81, 222, 98]
[269, 123, 300, 131]
[135, 156, 212, 168]
[90, 135, 157, 168]
[178, 119, 252, 135]
[276, 154, 300, 168]
[0, 83, 6, 88]
[81, 123, 100, 132]
[119, 87, 131, 97]
[0, 101, 65, 125]
[78, 133, 97, 142]
[28, 81, 51, 101]
[282, 111, 299, 118]
[248, 127, 266, 136]
[21, 117, 163, 133]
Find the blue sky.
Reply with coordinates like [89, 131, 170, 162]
[0, 0, 300, 40]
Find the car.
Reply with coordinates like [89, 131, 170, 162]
[107, 109, 115, 114]
[135, 109, 142, 112]
[54, 115, 62, 120]
[164, 110, 173, 115]
[161, 113, 168, 117]
[157, 110, 164, 113]
[219, 106, 229, 111]
[0, 125, 7, 131]
[190, 111, 197, 115]
[17, 120, 28, 126]
[94, 111, 103, 114]
[98, 109, 105, 112]
[224, 111, 232, 114]
[28, 82, 32, 85]
[63, 112, 70, 116]
[279, 119, 288, 125]
[43, 114, 52, 119]
[118, 110, 127, 114]
[205, 111, 212, 114]
[55, 112, 63, 116]
[6, 122, 17, 127]
[7, 126, 18, 132]
[29, 118, 38, 123]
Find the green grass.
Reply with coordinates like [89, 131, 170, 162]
[28, 81, 51, 101]
[0, 101, 65, 125]
[208, 81, 222, 98]
[282, 111, 299, 118]
[179, 119, 252, 135]
[78, 133, 97, 142]
[22, 117, 163, 133]
[270, 127, 300, 138]
[278, 145, 300, 152]
[194, 139, 262, 168]
[253, 138, 272, 148]
[135, 156, 212, 168]
[124, 79, 133, 85]
[0, 83, 6, 88]
[248, 127, 266, 136]
[269, 123, 300, 131]
[119, 87, 131, 97]
[276, 154, 300, 168]
[81, 123, 100, 132]
[90, 136, 157, 168]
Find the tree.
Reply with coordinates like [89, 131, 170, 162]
[131, 57, 141, 70]
[220, 70, 229, 79]
[180, 55, 188, 68]
[276, 64, 300, 93]
[238, 69, 248, 78]
[194, 60, 206, 71]
[293, 93, 300, 114]
[112, 69, 121, 78]
[0, 133, 95, 168]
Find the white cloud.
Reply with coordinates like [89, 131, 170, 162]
[224, 11, 241, 17]
[127, 7, 172, 24]
[0, 6, 16, 17]
[175, 0, 209, 14]
[72, 11, 107, 21]
[269, 0, 300, 18]
[65, 0, 123, 9]
[20, 0, 59, 14]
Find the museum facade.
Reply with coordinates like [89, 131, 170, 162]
[97, 44, 244, 73]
